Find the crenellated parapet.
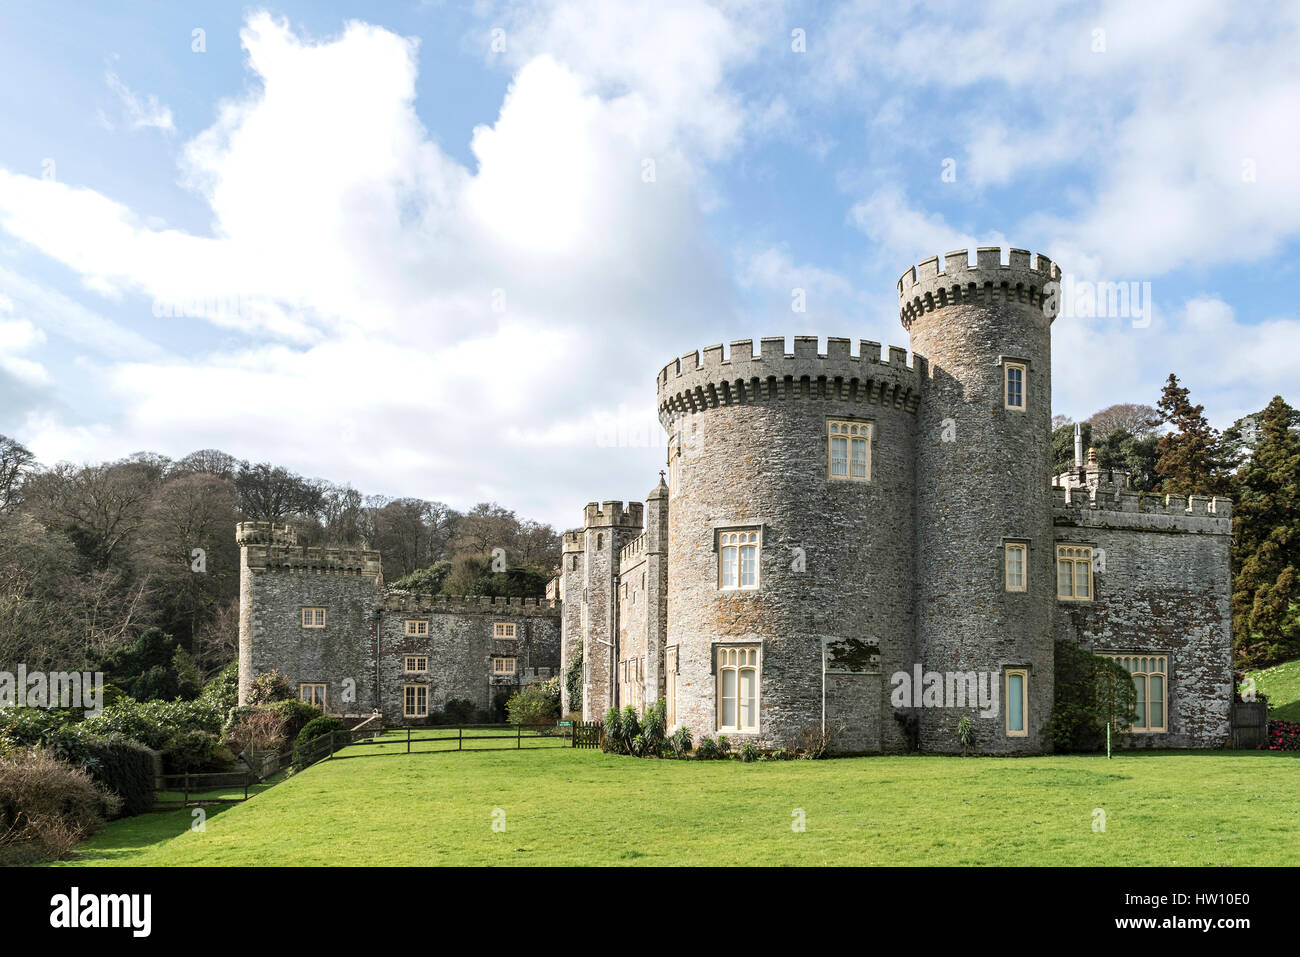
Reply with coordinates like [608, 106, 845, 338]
[656, 336, 922, 425]
[583, 500, 643, 529]
[240, 536, 382, 579]
[562, 529, 585, 553]
[380, 590, 560, 617]
[1053, 486, 1233, 533]
[236, 521, 298, 547]
[619, 531, 647, 566]
[898, 247, 1060, 330]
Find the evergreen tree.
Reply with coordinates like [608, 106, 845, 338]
[1154, 373, 1226, 495]
[1231, 396, 1300, 667]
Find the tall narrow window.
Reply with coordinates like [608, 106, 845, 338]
[717, 646, 760, 732]
[1005, 542, 1027, 592]
[1056, 545, 1093, 600]
[1005, 669, 1028, 737]
[300, 683, 326, 708]
[301, 607, 326, 628]
[1100, 654, 1168, 732]
[1005, 362, 1026, 410]
[403, 684, 428, 718]
[718, 529, 760, 590]
[827, 420, 871, 482]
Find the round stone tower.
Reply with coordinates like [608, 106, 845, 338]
[656, 336, 921, 751]
[899, 248, 1059, 753]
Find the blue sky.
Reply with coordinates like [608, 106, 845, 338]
[1, 0, 1297, 530]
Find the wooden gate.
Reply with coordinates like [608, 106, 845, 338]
[572, 721, 603, 749]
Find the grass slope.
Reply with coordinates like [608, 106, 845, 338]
[57, 748, 1300, 867]
[1249, 658, 1300, 721]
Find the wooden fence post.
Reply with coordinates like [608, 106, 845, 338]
[517, 723, 522, 749]
[458, 726, 463, 751]
[407, 727, 411, 754]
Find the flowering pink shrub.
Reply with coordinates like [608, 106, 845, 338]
[1259, 719, 1300, 751]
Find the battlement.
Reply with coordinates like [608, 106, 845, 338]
[619, 531, 647, 565]
[380, 590, 561, 617]
[236, 521, 298, 547]
[657, 336, 922, 423]
[583, 501, 644, 529]
[562, 529, 585, 553]
[241, 540, 383, 577]
[898, 247, 1061, 330]
[1052, 485, 1233, 531]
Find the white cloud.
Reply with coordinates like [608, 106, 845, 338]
[0, 7, 758, 527]
[104, 69, 176, 134]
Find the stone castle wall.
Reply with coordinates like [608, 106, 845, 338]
[656, 336, 922, 750]
[902, 248, 1059, 754]
[1052, 487, 1233, 747]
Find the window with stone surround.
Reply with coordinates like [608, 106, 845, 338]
[493, 656, 516, 675]
[404, 619, 428, 636]
[717, 645, 760, 733]
[403, 684, 428, 718]
[1100, 654, 1168, 732]
[1056, 545, 1093, 600]
[1005, 669, 1028, 737]
[718, 528, 760, 590]
[301, 607, 325, 628]
[299, 683, 326, 708]
[493, 622, 516, 638]
[404, 656, 427, 673]
[827, 419, 871, 481]
[1004, 362, 1026, 410]
[1004, 542, 1027, 592]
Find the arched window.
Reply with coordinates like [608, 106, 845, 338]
[717, 645, 760, 732]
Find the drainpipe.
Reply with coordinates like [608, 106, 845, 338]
[611, 572, 620, 714]
[371, 608, 382, 720]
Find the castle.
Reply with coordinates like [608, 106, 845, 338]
[237, 248, 1234, 753]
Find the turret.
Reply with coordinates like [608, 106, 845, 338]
[902, 247, 1058, 753]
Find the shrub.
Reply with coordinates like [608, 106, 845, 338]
[669, 726, 693, 759]
[82, 736, 155, 816]
[82, 698, 223, 751]
[268, 699, 322, 741]
[505, 676, 561, 726]
[162, 730, 237, 775]
[0, 708, 90, 764]
[621, 706, 641, 746]
[957, 716, 975, 751]
[631, 734, 647, 757]
[765, 748, 790, 761]
[641, 700, 667, 755]
[1045, 641, 1137, 752]
[602, 707, 625, 754]
[295, 716, 346, 753]
[716, 735, 731, 758]
[223, 707, 288, 755]
[199, 662, 240, 716]
[1262, 719, 1300, 750]
[740, 742, 759, 763]
[696, 735, 720, 760]
[444, 699, 477, 724]
[0, 749, 120, 862]
[247, 669, 293, 705]
[564, 645, 583, 715]
[796, 724, 834, 759]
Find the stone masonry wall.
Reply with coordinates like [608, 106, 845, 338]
[378, 594, 560, 725]
[903, 249, 1058, 754]
[657, 336, 920, 751]
[1052, 488, 1233, 748]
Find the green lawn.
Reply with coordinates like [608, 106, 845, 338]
[1249, 658, 1300, 721]
[55, 748, 1300, 866]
